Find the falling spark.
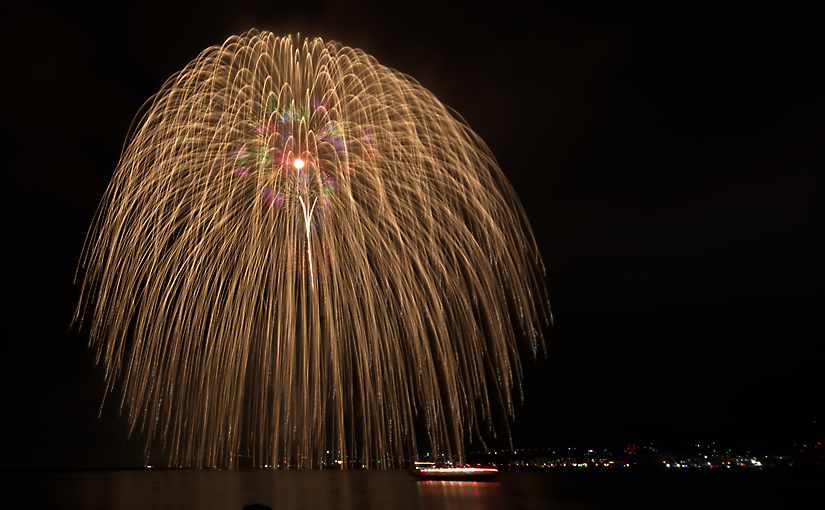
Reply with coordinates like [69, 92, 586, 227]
[74, 30, 551, 469]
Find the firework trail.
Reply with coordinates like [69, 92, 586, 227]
[75, 30, 550, 469]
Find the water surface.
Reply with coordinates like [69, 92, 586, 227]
[10, 470, 823, 509]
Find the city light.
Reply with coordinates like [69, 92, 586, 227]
[455, 440, 823, 472]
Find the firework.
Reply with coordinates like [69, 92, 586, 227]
[74, 30, 550, 469]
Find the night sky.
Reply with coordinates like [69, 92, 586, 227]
[3, 2, 822, 468]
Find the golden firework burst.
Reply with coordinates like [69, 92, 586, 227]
[74, 30, 550, 469]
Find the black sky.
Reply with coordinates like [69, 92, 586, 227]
[2, 2, 822, 468]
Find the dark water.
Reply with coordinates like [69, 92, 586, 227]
[7, 470, 823, 509]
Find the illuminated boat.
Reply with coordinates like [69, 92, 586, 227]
[412, 462, 499, 480]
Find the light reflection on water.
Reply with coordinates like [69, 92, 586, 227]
[37, 471, 510, 510]
[415, 480, 503, 510]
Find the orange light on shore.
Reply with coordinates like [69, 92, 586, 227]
[417, 468, 499, 474]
